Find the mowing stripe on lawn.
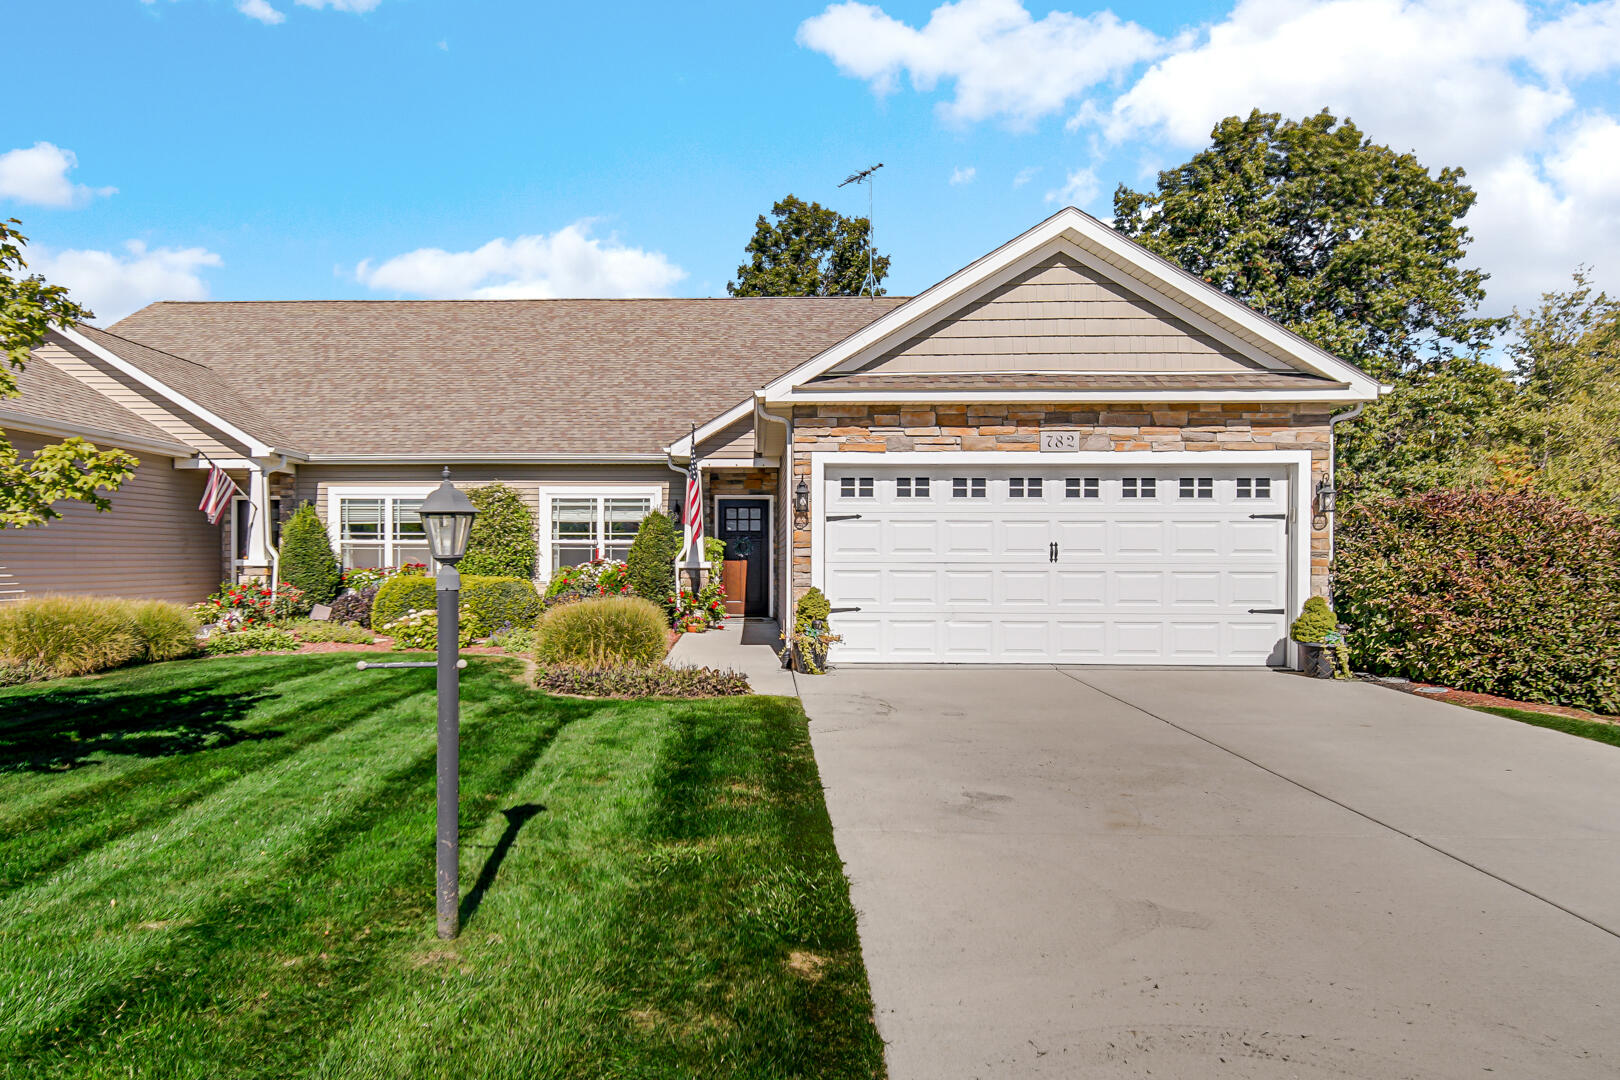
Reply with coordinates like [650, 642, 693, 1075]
[4, 662, 599, 1078]
[0, 671, 431, 894]
[0, 668, 456, 1040]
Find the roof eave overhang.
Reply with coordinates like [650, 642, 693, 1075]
[779, 387, 1379, 406]
[300, 452, 670, 465]
[0, 411, 198, 458]
[758, 207, 1386, 405]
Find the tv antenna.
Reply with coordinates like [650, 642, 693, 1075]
[839, 163, 884, 297]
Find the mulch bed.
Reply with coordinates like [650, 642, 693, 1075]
[1370, 677, 1618, 725]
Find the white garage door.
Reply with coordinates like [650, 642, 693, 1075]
[821, 463, 1292, 665]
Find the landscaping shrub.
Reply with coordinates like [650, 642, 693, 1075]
[328, 585, 378, 627]
[1289, 597, 1339, 642]
[535, 663, 751, 698]
[534, 595, 669, 668]
[381, 608, 474, 652]
[287, 618, 375, 644]
[626, 510, 680, 616]
[545, 558, 630, 601]
[0, 595, 198, 678]
[461, 575, 541, 636]
[1336, 488, 1620, 713]
[371, 575, 437, 633]
[459, 482, 538, 579]
[193, 579, 306, 628]
[0, 660, 51, 686]
[489, 625, 538, 653]
[126, 599, 203, 661]
[202, 627, 300, 655]
[278, 502, 341, 604]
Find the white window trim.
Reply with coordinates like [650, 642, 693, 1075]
[325, 484, 436, 574]
[537, 484, 664, 579]
[810, 449, 1313, 670]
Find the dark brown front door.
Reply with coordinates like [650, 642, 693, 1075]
[717, 499, 769, 617]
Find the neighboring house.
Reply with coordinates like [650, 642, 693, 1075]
[1, 209, 1382, 666]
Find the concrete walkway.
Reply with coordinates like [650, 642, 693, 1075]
[801, 665, 1620, 1079]
[666, 617, 798, 696]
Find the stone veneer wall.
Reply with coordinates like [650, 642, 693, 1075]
[790, 403, 1331, 598]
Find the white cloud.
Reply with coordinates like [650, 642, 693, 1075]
[29, 240, 222, 323]
[1012, 165, 1039, 187]
[1046, 166, 1099, 207]
[949, 165, 976, 185]
[797, 0, 1164, 127]
[236, 0, 285, 23]
[355, 222, 687, 299]
[0, 143, 116, 209]
[294, 0, 384, 11]
[805, 0, 1620, 309]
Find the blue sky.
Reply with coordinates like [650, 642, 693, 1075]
[6, 0, 1620, 322]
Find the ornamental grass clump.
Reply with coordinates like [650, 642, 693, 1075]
[0, 595, 198, 678]
[534, 595, 668, 668]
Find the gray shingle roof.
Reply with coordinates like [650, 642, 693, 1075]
[3, 349, 181, 448]
[109, 298, 906, 456]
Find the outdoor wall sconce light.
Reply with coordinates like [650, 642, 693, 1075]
[1315, 477, 1337, 516]
[795, 478, 811, 515]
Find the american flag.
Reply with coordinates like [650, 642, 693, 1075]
[198, 462, 239, 525]
[681, 447, 703, 565]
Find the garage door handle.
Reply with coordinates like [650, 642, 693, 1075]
[829, 606, 862, 614]
[826, 514, 863, 522]
[1049, 541, 1057, 563]
[1249, 513, 1287, 520]
[1247, 607, 1286, 614]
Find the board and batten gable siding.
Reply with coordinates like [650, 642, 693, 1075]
[694, 416, 755, 462]
[849, 252, 1266, 376]
[30, 341, 246, 458]
[0, 430, 221, 604]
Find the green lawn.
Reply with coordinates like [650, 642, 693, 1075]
[0, 655, 884, 1079]
[1469, 704, 1620, 749]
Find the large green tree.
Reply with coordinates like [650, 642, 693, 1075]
[1113, 110, 1509, 500]
[1, 218, 136, 527]
[1500, 270, 1620, 517]
[727, 195, 890, 297]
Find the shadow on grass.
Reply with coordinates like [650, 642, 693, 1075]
[0, 683, 277, 773]
[461, 802, 547, 927]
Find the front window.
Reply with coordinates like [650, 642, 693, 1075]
[549, 493, 655, 571]
[337, 494, 426, 571]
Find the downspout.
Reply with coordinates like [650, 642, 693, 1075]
[1324, 402, 1367, 601]
[664, 452, 690, 597]
[753, 396, 791, 624]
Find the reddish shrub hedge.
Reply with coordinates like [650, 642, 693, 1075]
[1335, 488, 1620, 714]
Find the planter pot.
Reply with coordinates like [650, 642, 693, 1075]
[1300, 642, 1338, 679]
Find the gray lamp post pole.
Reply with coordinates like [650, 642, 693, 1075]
[356, 468, 475, 939]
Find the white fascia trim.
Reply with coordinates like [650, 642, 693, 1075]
[786, 388, 1374, 405]
[302, 453, 667, 465]
[700, 457, 777, 470]
[665, 397, 755, 459]
[806, 448, 1314, 670]
[55, 326, 284, 459]
[0, 412, 195, 458]
[175, 457, 255, 470]
[761, 207, 1383, 401]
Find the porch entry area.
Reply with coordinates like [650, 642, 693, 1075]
[716, 497, 771, 618]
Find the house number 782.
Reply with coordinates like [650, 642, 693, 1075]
[1039, 431, 1080, 452]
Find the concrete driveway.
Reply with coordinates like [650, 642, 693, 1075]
[800, 667, 1620, 1079]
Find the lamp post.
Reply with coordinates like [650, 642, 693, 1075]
[419, 467, 478, 939]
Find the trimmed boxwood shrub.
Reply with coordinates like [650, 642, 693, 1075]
[460, 482, 538, 579]
[460, 576, 541, 636]
[0, 595, 199, 678]
[534, 595, 669, 668]
[1335, 488, 1620, 714]
[626, 510, 680, 616]
[278, 502, 341, 605]
[371, 575, 438, 633]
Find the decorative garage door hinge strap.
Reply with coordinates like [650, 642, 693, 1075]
[1247, 608, 1287, 614]
[829, 606, 863, 613]
[1249, 513, 1287, 519]
[826, 514, 863, 522]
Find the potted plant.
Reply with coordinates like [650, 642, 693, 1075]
[781, 587, 841, 674]
[1291, 596, 1351, 679]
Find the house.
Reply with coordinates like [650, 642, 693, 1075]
[1, 208, 1382, 666]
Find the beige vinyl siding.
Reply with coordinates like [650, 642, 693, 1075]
[0, 431, 222, 604]
[695, 418, 755, 462]
[32, 341, 245, 457]
[851, 252, 1264, 376]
